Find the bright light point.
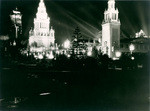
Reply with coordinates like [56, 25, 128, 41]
[13, 41, 16, 46]
[7, 105, 17, 108]
[14, 97, 19, 104]
[129, 44, 135, 51]
[87, 51, 92, 56]
[40, 92, 50, 96]
[113, 57, 119, 60]
[48, 51, 54, 59]
[131, 57, 134, 60]
[82, 49, 86, 53]
[38, 54, 43, 59]
[115, 51, 121, 58]
[67, 54, 71, 58]
[64, 39, 70, 49]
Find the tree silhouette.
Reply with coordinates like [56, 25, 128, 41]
[71, 27, 87, 58]
[72, 27, 83, 48]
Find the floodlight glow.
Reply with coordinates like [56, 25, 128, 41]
[64, 39, 70, 49]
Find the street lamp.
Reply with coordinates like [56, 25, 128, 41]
[87, 51, 92, 56]
[129, 44, 135, 54]
[115, 51, 121, 58]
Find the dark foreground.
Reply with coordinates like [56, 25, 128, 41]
[0, 56, 149, 111]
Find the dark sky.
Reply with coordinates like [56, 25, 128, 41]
[0, 0, 150, 44]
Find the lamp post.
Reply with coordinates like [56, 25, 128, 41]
[115, 51, 121, 58]
[129, 44, 135, 60]
[129, 44, 135, 55]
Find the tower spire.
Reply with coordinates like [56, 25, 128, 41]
[103, 0, 119, 23]
[28, 0, 55, 52]
[108, 0, 115, 9]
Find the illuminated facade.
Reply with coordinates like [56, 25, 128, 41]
[120, 31, 150, 53]
[29, 0, 55, 52]
[135, 29, 149, 38]
[102, 0, 120, 58]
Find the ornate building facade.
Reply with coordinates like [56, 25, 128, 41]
[29, 0, 55, 52]
[120, 30, 150, 53]
[102, 0, 120, 58]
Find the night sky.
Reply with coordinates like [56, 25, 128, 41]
[0, 0, 150, 44]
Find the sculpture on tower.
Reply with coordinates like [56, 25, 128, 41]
[28, 0, 55, 52]
[102, 0, 120, 58]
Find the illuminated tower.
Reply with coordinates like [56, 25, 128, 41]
[29, 0, 55, 52]
[10, 7, 22, 45]
[102, 0, 120, 58]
